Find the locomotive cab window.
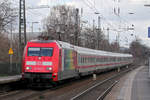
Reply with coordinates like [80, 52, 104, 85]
[41, 48, 53, 56]
[28, 47, 40, 56]
[28, 47, 53, 57]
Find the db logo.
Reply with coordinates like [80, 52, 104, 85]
[36, 61, 42, 65]
[38, 57, 41, 60]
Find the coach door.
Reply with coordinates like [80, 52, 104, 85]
[60, 48, 78, 80]
[63, 49, 75, 70]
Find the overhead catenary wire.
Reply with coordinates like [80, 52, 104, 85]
[89, 0, 132, 26]
[82, 0, 119, 32]
[13, 0, 130, 33]
[82, 0, 133, 32]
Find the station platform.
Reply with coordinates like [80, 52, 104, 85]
[104, 66, 150, 100]
[0, 75, 21, 84]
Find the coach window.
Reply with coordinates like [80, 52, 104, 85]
[104, 58, 106, 62]
[92, 57, 94, 63]
[78, 56, 80, 63]
[86, 57, 87, 63]
[79, 56, 81, 64]
[83, 57, 84, 63]
[108, 57, 109, 62]
[106, 57, 108, 62]
[100, 58, 102, 62]
[93, 57, 95, 63]
[103, 58, 105, 62]
[104, 57, 106, 62]
[101, 58, 103, 62]
[87, 57, 88, 63]
[105, 58, 107, 62]
[116, 58, 118, 62]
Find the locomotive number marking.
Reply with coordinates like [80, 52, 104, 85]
[36, 61, 42, 65]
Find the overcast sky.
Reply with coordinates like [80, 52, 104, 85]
[13, 0, 150, 48]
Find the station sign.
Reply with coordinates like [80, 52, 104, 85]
[8, 48, 14, 55]
[148, 27, 150, 38]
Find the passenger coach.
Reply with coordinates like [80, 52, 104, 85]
[22, 40, 133, 84]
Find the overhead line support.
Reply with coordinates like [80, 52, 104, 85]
[19, 0, 26, 62]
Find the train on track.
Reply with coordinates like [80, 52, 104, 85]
[22, 40, 133, 86]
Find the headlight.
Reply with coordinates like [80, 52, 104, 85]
[26, 67, 32, 70]
[46, 67, 52, 71]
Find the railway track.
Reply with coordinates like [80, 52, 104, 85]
[0, 89, 47, 100]
[70, 67, 134, 100]
[0, 84, 64, 100]
[0, 66, 136, 100]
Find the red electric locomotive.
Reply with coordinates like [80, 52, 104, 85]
[22, 40, 133, 86]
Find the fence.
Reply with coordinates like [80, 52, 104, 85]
[0, 63, 21, 76]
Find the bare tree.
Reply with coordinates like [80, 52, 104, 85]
[41, 5, 122, 52]
[42, 5, 79, 44]
[0, 0, 16, 62]
[0, 0, 16, 34]
[129, 39, 150, 64]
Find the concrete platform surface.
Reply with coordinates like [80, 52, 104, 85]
[131, 66, 150, 100]
[0, 75, 21, 84]
[104, 66, 149, 100]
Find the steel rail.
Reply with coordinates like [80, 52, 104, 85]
[0, 90, 24, 99]
[97, 81, 118, 100]
[71, 67, 133, 100]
